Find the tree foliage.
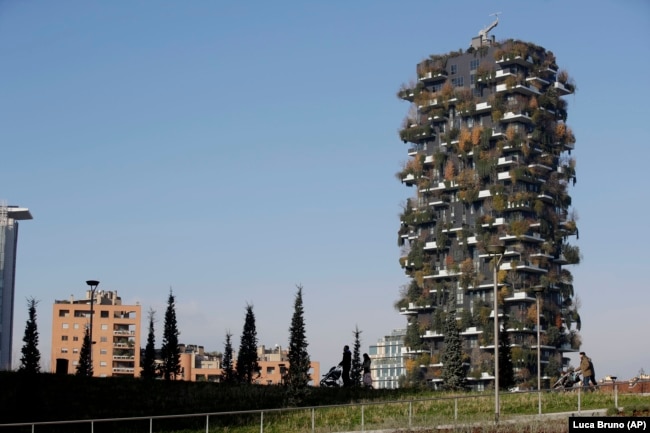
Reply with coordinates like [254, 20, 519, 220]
[19, 297, 41, 374]
[140, 308, 157, 380]
[499, 315, 515, 389]
[351, 326, 363, 387]
[221, 331, 236, 384]
[286, 285, 311, 403]
[76, 326, 93, 377]
[160, 289, 181, 380]
[236, 304, 259, 383]
[441, 306, 466, 390]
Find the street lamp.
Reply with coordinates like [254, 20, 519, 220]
[487, 244, 505, 423]
[86, 280, 100, 376]
[533, 285, 545, 415]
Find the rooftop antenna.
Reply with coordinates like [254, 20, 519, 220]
[479, 12, 500, 44]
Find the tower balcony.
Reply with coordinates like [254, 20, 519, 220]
[501, 112, 533, 124]
[421, 330, 444, 339]
[496, 83, 540, 96]
[526, 76, 550, 87]
[419, 70, 448, 83]
[475, 101, 492, 114]
[496, 55, 533, 67]
[554, 81, 574, 95]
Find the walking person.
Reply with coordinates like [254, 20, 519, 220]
[362, 353, 373, 388]
[577, 351, 597, 391]
[339, 345, 352, 387]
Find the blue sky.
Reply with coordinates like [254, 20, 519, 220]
[1, 1, 649, 381]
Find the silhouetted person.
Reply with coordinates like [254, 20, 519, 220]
[338, 345, 351, 387]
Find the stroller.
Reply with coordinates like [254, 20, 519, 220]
[553, 369, 581, 391]
[320, 365, 344, 387]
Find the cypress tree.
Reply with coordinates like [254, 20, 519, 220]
[221, 331, 236, 383]
[236, 304, 259, 383]
[19, 297, 41, 374]
[287, 285, 311, 402]
[160, 289, 181, 380]
[76, 326, 93, 376]
[441, 305, 466, 390]
[351, 326, 363, 387]
[140, 308, 157, 380]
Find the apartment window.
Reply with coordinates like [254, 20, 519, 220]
[61, 335, 68, 341]
[431, 83, 443, 92]
[470, 74, 475, 85]
[100, 349, 107, 355]
[101, 324, 108, 331]
[61, 348, 68, 353]
[267, 367, 275, 374]
[73, 336, 79, 342]
[100, 336, 108, 343]
[62, 323, 69, 329]
[72, 348, 79, 354]
[101, 311, 109, 318]
[470, 59, 480, 70]
[467, 118, 474, 128]
[451, 77, 464, 87]
[73, 323, 79, 330]
[58, 310, 69, 317]
[450, 64, 457, 74]
[100, 361, 107, 367]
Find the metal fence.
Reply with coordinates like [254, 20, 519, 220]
[1, 381, 646, 433]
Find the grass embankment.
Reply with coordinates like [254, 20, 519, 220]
[1, 372, 648, 433]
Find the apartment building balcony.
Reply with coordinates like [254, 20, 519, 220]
[500, 261, 547, 273]
[113, 330, 135, 336]
[496, 83, 540, 96]
[112, 367, 135, 374]
[475, 101, 492, 114]
[113, 355, 135, 361]
[496, 55, 533, 67]
[504, 291, 536, 303]
[501, 111, 533, 123]
[495, 69, 516, 80]
[460, 327, 482, 336]
[423, 241, 439, 251]
[399, 302, 433, 315]
[553, 81, 574, 95]
[526, 76, 550, 87]
[419, 70, 448, 83]
[421, 330, 444, 339]
[424, 268, 460, 279]
[498, 155, 519, 166]
[418, 98, 442, 110]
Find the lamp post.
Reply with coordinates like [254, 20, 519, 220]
[86, 280, 100, 376]
[533, 285, 545, 415]
[487, 245, 505, 423]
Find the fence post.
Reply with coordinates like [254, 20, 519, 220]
[409, 400, 413, 430]
[361, 404, 365, 433]
[577, 386, 581, 414]
[312, 407, 315, 433]
[205, 414, 209, 433]
[260, 411, 264, 433]
[454, 398, 458, 420]
[614, 381, 618, 410]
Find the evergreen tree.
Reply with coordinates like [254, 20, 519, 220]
[236, 303, 259, 383]
[19, 297, 41, 374]
[441, 306, 466, 390]
[498, 315, 515, 389]
[350, 326, 363, 386]
[140, 308, 157, 380]
[287, 285, 311, 403]
[76, 326, 93, 376]
[221, 330, 236, 384]
[160, 289, 181, 380]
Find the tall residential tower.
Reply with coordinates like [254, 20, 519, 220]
[0, 204, 32, 370]
[395, 24, 580, 389]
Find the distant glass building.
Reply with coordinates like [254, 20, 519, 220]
[368, 329, 407, 389]
[0, 204, 32, 370]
